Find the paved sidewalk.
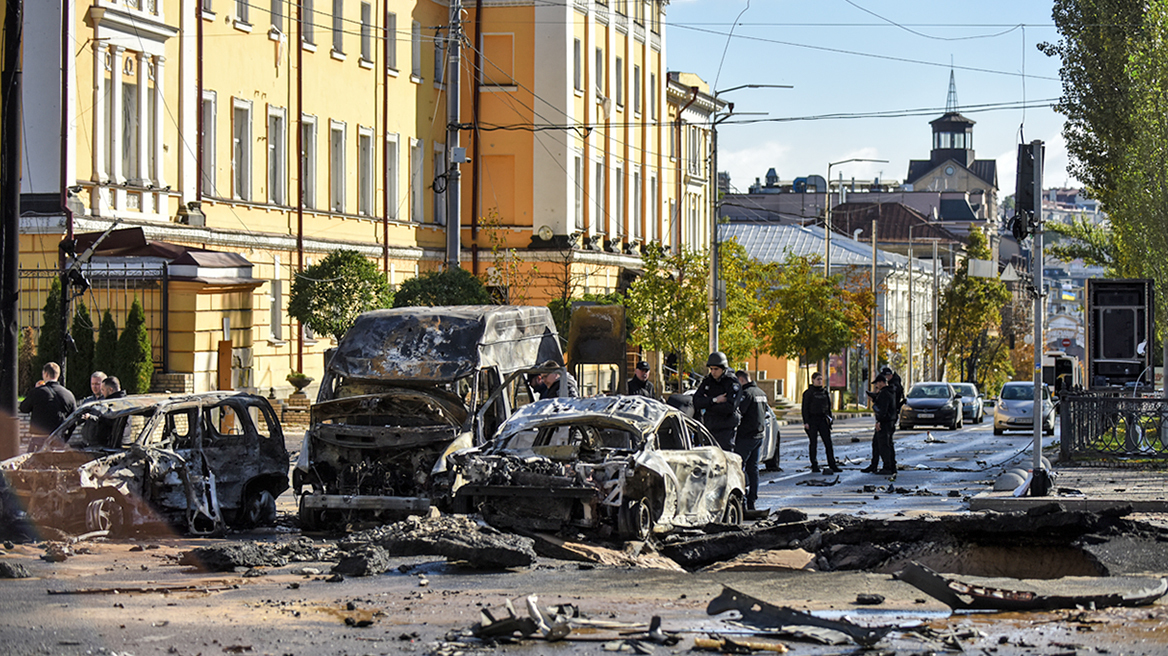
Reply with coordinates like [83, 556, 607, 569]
[970, 466, 1168, 513]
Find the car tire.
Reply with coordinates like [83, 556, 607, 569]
[1044, 423, 1055, 436]
[298, 495, 323, 532]
[618, 497, 652, 541]
[238, 488, 277, 527]
[949, 415, 960, 431]
[86, 494, 128, 536]
[993, 426, 1004, 435]
[722, 492, 745, 526]
[763, 453, 780, 471]
[900, 423, 912, 431]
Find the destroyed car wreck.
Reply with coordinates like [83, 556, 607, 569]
[1, 392, 289, 536]
[451, 395, 747, 540]
[295, 306, 562, 529]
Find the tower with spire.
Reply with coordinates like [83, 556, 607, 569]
[905, 71, 999, 222]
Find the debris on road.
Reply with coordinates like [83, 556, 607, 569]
[896, 561, 1168, 611]
[706, 586, 893, 647]
[47, 582, 238, 595]
[0, 561, 31, 578]
[529, 532, 684, 571]
[351, 513, 537, 568]
[693, 635, 789, 652]
[701, 548, 816, 573]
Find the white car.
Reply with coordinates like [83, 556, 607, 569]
[993, 382, 1056, 435]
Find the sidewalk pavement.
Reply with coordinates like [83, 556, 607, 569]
[970, 466, 1168, 513]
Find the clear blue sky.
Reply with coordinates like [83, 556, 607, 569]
[664, 0, 1073, 198]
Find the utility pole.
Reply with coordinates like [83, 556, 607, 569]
[1, 0, 23, 459]
[444, 0, 463, 269]
[1029, 140, 1050, 495]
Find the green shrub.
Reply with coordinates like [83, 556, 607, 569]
[115, 298, 154, 394]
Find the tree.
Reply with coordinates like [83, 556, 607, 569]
[115, 298, 154, 394]
[758, 254, 855, 368]
[93, 309, 119, 377]
[67, 302, 95, 397]
[935, 228, 1011, 385]
[288, 249, 394, 342]
[17, 326, 35, 393]
[718, 238, 767, 369]
[32, 278, 63, 376]
[478, 209, 540, 305]
[1045, 215, 1119, 273]
[393, 266, 493, 308]
[626, 245, 709, 386]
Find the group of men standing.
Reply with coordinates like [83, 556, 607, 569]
[798, 365, 905, 476]
[20, 365, 124, 452]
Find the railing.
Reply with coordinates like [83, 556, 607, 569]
[1060, 392, 1168, 464]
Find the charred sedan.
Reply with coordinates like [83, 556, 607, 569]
[1, 392, 289, 536]
[451, 396, 747, 540]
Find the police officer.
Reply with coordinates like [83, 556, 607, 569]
[801, 371, 840, 473]
[864, 376, 899, 475]
[693, 352, 740, 452]
[735, 369, 768, 510]
[627, 360, 655, 398]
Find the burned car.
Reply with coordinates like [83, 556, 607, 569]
[0, 392, 289, 536]
[295, 306, 562, 530]
[451, 395, 747, 540]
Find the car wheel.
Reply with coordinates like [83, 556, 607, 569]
[763, 453, 780, 471]
[1044, 422, 1055, 436]
[298, 495, 323, 532]
[722, 492, 745, 526]
[86, 494, 127, 536]
[993, 426, 1004, 435]
[617, 497, 652, 541]
[238, 488, 277, 527]
[899, 423, 912, 431]
[949, 415, 960, 430]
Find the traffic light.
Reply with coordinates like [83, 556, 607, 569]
[1011, 143, 1036, 241]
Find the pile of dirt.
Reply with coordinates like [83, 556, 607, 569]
[350, 514, 537, 568]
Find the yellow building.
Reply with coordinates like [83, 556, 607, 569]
[17, 0, 684, 399]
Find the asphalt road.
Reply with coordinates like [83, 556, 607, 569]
[757, 414, 1058, 518]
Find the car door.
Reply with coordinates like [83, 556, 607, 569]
[652, 415, 728, 526]
[683, 417, 734, 523]
[198, 399, 259, 514]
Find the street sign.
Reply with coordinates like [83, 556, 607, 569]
[1062, 338, 1071, 347]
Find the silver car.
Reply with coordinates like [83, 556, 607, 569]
[951, 383, 986, 424]
[993, 382, 1056, 435]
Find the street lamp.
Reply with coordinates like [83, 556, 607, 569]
[708, 83, 791, 352]
[824, 158, 887, 277]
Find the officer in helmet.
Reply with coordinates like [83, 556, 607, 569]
[692, 351, 741, 452]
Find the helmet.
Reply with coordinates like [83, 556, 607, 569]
[707, 351, 729, 368]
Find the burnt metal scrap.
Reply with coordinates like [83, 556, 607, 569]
[350, 513, 537, 568]
[706, 586, 894, 647]
[896, 561, 1168, 611]
[2, 392, 289, 537]
[452, 395, 747, 540]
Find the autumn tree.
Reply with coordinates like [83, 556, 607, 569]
[626, 245, 709, 387]
[288, 249, 394, 341]
[393, 266, 493, 308]
[758, 254, 855, 369]
[935, 228, 1011, 385]
[717, 238, 766, 369]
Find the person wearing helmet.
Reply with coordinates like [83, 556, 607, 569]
[693, 351, 741, 451]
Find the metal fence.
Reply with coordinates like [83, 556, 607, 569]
[1060, 393, 1168, 464]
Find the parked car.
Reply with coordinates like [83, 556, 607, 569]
[295, 306, 562, 530]
[1, 392, 289, 536]
[899, 382, 963, 430]
[450, 395, 747, 540]
[993, 381, 1056, 435]
[950, 383, 986, 424]
[667, 389, 781, 471]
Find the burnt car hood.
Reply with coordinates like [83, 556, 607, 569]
[310, 387, 471, 440]
[493, 396, 669, 443]
[328, 306, 562, 383]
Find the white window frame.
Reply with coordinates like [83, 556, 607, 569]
[267, 106, 287, 205]
[614, 162, 624, 237]
[633, 64, 641, 116]
[434, 31, 445, 85]
[649, 72, 657, 121]
[411, 21, 422, 80]
[329, 120, 346, 213]
[270, 0, 283, 33]
[302, 0, 315, 45]
[573, 153, 584, 230]
[357, 126, 374, 216]
[235, 0, 249, 24]
[594, 47, 603, 96]
[385, 133, 399, 219]
[300, 115, 317, 209]
[386, 12, 398, 71]
[410, 137, 424, 222]
[615, 56, 623, 108]
[433, 143, 446, 225]
[270, 256, 284, 343]
[332, 0, 344, 55]
[231, 98, 252, 201]
[594, 159, 606, 235]
[360, 2, 372, 63]
[649, 174, 658, 242]
[201, 90, 217, 196]
[633, 166, 642, 239]
[573, 38, 582, 92]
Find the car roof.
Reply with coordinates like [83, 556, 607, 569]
[497, 395, 676, 439]
[73, 391, 268, 417]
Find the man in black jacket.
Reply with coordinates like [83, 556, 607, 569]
[20, 362, 77, 452]
[735, 370, 768, 510]
[627, 360, 655, 398]
[864, 376, 898, 475]
[693, 351, 740, 451]
[801, 371, 839, 473]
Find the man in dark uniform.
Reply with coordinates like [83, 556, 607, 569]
[801, 371, 839, 473]
[734, 370, 768, 510]
[692, 351, 740, 452]
[101, 376, 128, 400]
[864, 376, 899, 475]
[20, 362, 77, 452]
[530, 361, 578, 399]
[627, 360, 655, 398]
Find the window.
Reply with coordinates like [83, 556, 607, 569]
[410, 138, 423, 222]
[270, 256, 283, 342]
[200, 91, 216, 196]
[357, 128, 373, 215]
[595, 47, 603, 95]
[302, 0, 314, 45]
[332, 0, 344, 54]
[433, 144, 446, 225]
[649, 175, 658, 241]
[386, 12, 397, 70]
[329, 122, 345, 212]
[360, 3, 372, 61]
[649, 72, 656, 120]
[574, 154, 584, 230]
[634, 0, 645, 24]
[235, 0, 249, 23]
[633, 168, 642, 239]
[573, 38, 582, 91]
[614, 164, 624, 237]
[481, 34, 513, 86]
[615, 57, 623, 107]
[385, 134, 399, 219]
[231, 100, 252, 200]
[267, 107, 286, 205]
[594, 160, 605, 233]
[123, 82, 139, 182]
[411, 21, 421, 79]
[633, 64, 641, 115]
[300, 116, 317, 208]
[434, 30, 445, 84]
[270, 0, 283, 32]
